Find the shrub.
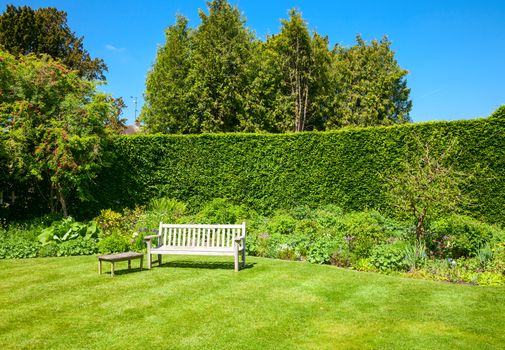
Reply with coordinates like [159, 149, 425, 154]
[267, 211, 297, 235]
[38, 243, 59, 257]
[340, 211, 389, 258]
[306, 235, 337, 264]
[95, 209, 124, 237]
[312, 205, 344, 228]
[57, 238, 98, 256]
[97, 233, 131, 254]
[428, 215, 501, 258]
[369, 243, 407, 272]
[73, 119, 505, 228]
[0, 239, 40, 259]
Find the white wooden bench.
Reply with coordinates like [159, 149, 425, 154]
[144, 222, 246, 272]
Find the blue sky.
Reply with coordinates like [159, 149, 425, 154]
[2, 0, 505, 124]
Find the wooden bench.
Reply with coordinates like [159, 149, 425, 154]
[144, 222, 246, 272]
[98, 252, 143, 277]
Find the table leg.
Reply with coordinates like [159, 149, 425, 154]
[99, 260, 102, 275]
[140, 256, 143, 271]
[111, 261, 115, 277]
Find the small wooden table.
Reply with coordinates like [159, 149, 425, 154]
[98, 252, 144, 277]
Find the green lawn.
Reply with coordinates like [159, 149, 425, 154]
[0, 255, 504, 349]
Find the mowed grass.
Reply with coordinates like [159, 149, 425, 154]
[0, 256, 504, 350]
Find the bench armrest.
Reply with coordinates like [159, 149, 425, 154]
[234, 235, 246, 243]
[144, 234, 162, 249]
[144, 234, 162, 241]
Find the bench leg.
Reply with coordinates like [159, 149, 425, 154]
[234, 249, 239, 272]
[111, 261, 115, 277]
[99, 260, 102, 275]
[242, 249, 246, 268]
[140, 255, 143, 271]
[158, 254, 162, 267]
[128, 260, 131, 270]
[147, 253, 152, 269]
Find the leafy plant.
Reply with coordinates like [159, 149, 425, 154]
[306, 236, 337, 264]
[38, 217, 99, 244]
[95, 209, 124, 237]
[428, 215, 498, 258]
[97, 233, 131, 254]
[57, 238, 97, 256]
[340, 211, 389, 258]
[369, 243, 407, 272]
[0, 239, 40, 259]
[404, 240, 427, 271]
[477, 243, 493, 268]
[267, 211, 297, 235]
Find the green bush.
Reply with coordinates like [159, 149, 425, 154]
[95, 209, 124, 237]
[369, 243, 407, 272]
[267, 211, 297, 235]
[428, 215, 502, 258]
[0, 239, 40, 259]
[340, 211, 390, 258]
[306, 235, 338, 264]
[38, 243, 59, 258]
[57, 238, 98, 256]
[97, 233, 131, 254]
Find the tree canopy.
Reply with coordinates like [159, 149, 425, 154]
[0, 50, 122, 216]
[329, 36, 412, 128]
[0, 5, 107, 80]
[142, 1, 412, 133]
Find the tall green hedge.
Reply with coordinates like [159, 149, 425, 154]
[78, 118, 505, 225]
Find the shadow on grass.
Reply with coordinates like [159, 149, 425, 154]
[156, 260, 256, 271]
[101, 267, 144, 276]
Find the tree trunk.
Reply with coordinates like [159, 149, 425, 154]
[415, 207, 427, 241]
[56, 183, 68, 217]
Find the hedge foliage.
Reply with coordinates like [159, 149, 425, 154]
[76, 118, 504, 225]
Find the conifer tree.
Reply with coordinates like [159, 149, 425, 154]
[328, 35, 412, 128]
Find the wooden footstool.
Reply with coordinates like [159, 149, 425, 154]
[98, 252, 144, 277]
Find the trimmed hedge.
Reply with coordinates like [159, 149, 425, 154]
[77, 118, 505, 225]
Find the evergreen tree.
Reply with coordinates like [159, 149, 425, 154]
[141, 15, 194, 133]
[188, 0, 255, 132]
[262, 9, 333, 132]
[0, 5, 107, 80]
[327, 35, 412, 128]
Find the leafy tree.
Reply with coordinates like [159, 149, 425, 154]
[386, 137, 469, 241]
[0, 50, 121, 216]
[328, 35, 411, 128]
[141, 15, 194, 133]
[142, 0, 255, 133]
[262, 9, 333, 132]
[141, 3, 411, 134]
[0, 5, 107, 80]
[188, 0, 255, 132]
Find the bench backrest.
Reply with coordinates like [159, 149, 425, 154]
[158, 222, 246, 249]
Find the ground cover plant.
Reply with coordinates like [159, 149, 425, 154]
[0, 255, 504, 349]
